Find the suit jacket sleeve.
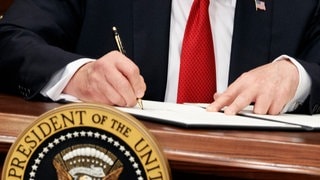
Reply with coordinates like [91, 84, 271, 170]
[229, 1, 320, 114]
[0, 0, 85, 99]
[296, 3, 320, 114]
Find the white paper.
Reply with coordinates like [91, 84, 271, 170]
[116, 100, 320, 130]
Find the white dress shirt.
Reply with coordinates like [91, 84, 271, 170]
[41, 0, 311, 113]
[165, 0, 236, 101]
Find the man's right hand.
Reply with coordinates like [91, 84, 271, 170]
[63, 51, 146, 107]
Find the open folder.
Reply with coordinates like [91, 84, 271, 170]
[116, 100, 320, 131]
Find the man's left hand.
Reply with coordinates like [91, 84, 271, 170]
[207, 59, 299, 115]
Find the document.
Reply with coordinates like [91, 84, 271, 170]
[116, 100, 320, 131]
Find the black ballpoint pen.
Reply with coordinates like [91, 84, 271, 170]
[112, 26, 143, 110]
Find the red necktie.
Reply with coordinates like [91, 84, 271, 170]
[177, 0, 216, 103]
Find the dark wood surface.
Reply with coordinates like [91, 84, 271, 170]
[1, 93, 320, 179]
[0, 0, 13, 15]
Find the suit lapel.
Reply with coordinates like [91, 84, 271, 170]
[131, 0, 172, 100]
[229, 0, 273, 84]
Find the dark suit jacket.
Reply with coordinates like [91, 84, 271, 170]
[0, 0, 320, 114]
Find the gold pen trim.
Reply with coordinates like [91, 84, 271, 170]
[112, 26, 143, 110]
[112, 26, 126, 54]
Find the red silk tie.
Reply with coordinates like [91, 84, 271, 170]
[177, 0, 216, 103]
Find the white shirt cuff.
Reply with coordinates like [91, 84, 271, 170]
[273, 55, 311, 113]
[40, 58, 95, 101]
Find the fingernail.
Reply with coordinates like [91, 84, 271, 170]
[224, 108, 236, 115]
[206, 105, 216, 112]
[136, 90, 145, 98]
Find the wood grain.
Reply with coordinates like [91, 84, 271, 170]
[1, 94, 320, 179]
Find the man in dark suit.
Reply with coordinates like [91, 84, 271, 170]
[0, 0, 319, 114]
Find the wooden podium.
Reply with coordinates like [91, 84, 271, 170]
[1, 93, 320, 179]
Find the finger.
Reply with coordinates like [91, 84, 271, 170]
[115, 58, 146, 98]
[267, 102, 283, 115]
[213, 71, 261, 114]
[93, 52, 141, 106]
[135, 75, 146, 98]
[207, 79, 244, 112]
[80, 57, 128, 106]
[99, 78, 128, 106]
[104, 65, 138, 106]
[252, 94, 272, 115]
[266, 90, 289, 115]
[207, 92, 236, 112]
[224, 91, 254, 115]
[213, 92, 222, 100]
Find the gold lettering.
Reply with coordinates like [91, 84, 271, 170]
[135, 137, 162, 178]
[10, 157, 25, 169]
[147, 164, 161, 173]
[16, 144, 31, 159]
[24, 135, 37, 149]
[149, 172, 163, 180]
[4, 110, 87, 179]
[140, 149, 157, 165]
[8, 167, 22, 179]
[135, 138, 149, 152]
[30, 129, 42, 142]
[48, 116, 62, 131]
[92, 114, 108, 125]
[37, 122, 52, 138]
[61, 112, 74, 126]
[76, 110, 85, 125]
[110, 119, 131, 137]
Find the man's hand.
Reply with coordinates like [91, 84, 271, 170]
[207, 59, 299, 115]
[63, 51, 146, 107]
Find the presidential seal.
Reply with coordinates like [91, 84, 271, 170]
[2, 103, 171, 180]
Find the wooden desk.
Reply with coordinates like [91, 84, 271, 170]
[1, 94, 320, 179]
[0, 0, 13, 15]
